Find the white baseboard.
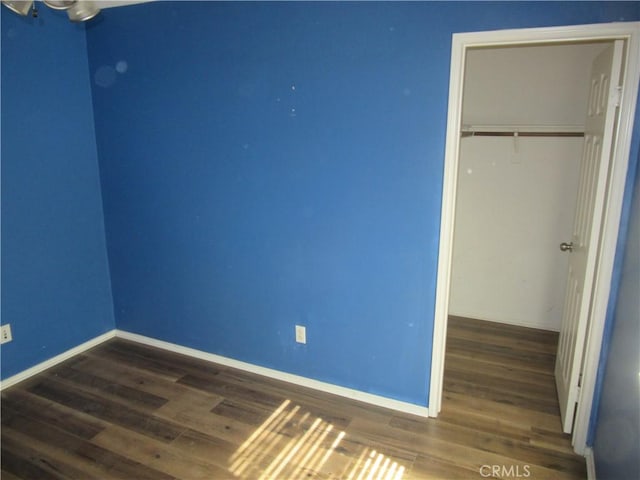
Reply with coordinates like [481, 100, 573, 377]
[0, 328, 429, 417]
[585, 447, 596, 480]
[448, 310, 560, 332]
[115, 330, 430, 417]
[0, 330, 117, 391]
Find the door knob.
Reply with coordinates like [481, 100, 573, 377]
[560, 242, 574, 252]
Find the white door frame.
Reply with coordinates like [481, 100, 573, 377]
[430, 22, 640, 455]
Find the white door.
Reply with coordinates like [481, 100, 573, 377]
[555, 40, 624, 434]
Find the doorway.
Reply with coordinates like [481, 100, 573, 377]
[449, 42, 606, 333]
[429, 23, 640, 456]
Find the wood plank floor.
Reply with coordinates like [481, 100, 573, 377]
[1, 317, 586, 479]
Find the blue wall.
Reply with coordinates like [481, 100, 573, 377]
[1, 7, 115, 379]
[85, 1, 640, 407]
[592, 160, 640, 478]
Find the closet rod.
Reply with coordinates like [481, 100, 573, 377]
[461, 131, 584, 138]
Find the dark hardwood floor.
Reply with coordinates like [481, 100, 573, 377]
[1, 317, 586, 479]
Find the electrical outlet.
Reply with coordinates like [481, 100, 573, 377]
[295, 325, 306, 344]
[1, 324, 13, 344]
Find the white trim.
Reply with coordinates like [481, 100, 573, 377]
[0, 327, 429, 417]
[430, 21, 640, 453]
[429, 26, 466, 418]
[115, 330, 430, 418]
[585, 447, 597, 480]
[0, 330, 117, 391]
[448, 312, 560, 333]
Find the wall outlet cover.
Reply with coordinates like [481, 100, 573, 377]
[1, 324, 13, 344]
[295, 325, 306, 344]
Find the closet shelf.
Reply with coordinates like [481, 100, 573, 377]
[461, 125, 584, 138]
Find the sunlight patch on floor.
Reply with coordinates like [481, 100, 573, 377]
[229, 399, 405, 479]
[346, 447, 406, 480]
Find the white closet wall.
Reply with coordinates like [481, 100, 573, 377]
[462, 43, 608, 127]
[450, 43, 608, 331]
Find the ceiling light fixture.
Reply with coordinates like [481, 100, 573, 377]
[43, 0, 75, 9]
[1, 0, 101, 22]
[2, 0, 32, 15]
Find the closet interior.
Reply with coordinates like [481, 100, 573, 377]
[449, 42, 612, 332]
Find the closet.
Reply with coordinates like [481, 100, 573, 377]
[449, 42, 611, 331]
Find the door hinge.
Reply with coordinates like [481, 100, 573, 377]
[576, 372, 583, 397]
[614, 85, 623, 107]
